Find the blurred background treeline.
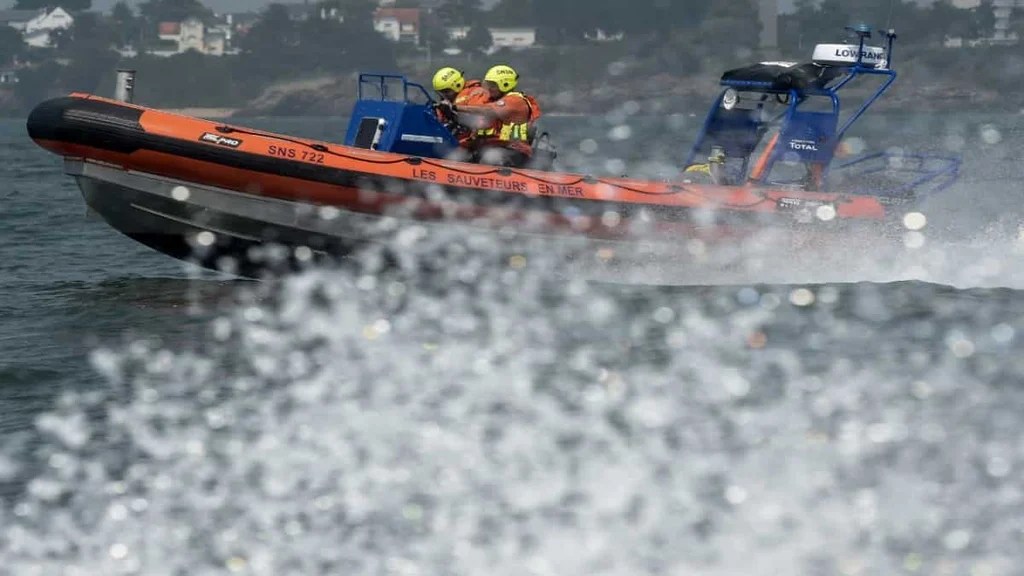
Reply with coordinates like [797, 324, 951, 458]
[1, 0, 1021, 116]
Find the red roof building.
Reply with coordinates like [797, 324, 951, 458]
[373, 8, 421, 43]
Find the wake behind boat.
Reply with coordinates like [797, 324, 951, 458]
[25, 25, 960, 278]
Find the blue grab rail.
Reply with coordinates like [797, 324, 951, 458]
[681, 25, 942, 198]
[358, 73, 435, 104]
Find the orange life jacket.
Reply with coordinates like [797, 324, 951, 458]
[475, 92, 542, 155]
[455, 80, 490, 107]
[434, 80, 488, 146]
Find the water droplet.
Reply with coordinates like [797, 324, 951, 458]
[842, 136, 866, 155]
[604, 158, 626, 174]
[608, 125, 632, 141]
[108, 503, 128, 521]
[318, 205, 340, 220]
[759, 293, 781, 310]
[26, 478, 62, 501]
[196, 231, 216, 247]
[109, 543, 128, 559]
[816, 204, 836, 221]
[724, 372, 751, 398]
[737, 287, 760, 305]
[601, 211, 621, 228]
[402, 504, 424, 521]
[986, 455, 1012, 478]
[607, 60, 627, 76]
[949, 338, 975, 358]
[357, 275, 377, 291]
[226, 556, 248, 572]
[35, 412, 90, 449]
[992, 323, 1014, 344]
[971, 563, 995, 576]
[652, 307, 675, 324]
[903, 231, 925, 249]
[903, 553, 923, 572]
[667, 330, 687, 348]
[243, 307, 264, 323]
[171, 185, 190, 201]
[186, 440, 205, 457]
[809, 288, 835, 306]
[911, 380, 933, 400]
[725, 485, 748, 505]
[747, 331, 768, 349]
[867, 423, 893, 443]
[0, 453, 19, 482]
[294, 245, 313, 262]
[212, 317, 232, 341]
[979, 124, 1002, 145]
[943, 529, 971, 551]
[579, 138, 599, 154]
[902, 212, 927, 230]
[789, 288, 815, 307]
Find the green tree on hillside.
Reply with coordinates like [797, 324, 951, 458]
[50, 12, 120, 95]
[110, 1, 142, 48]
[923, 0, 970, 44]
[783, 0, 821, 50]
[14, 0, 91, 11]
[318, 0, 378, 26]
[53, 11, 116, 55]
[437, 0, 484, 27]
[138, 0, 213, 26]
[0, 27, 24, 67]
[699, 1, 761, 54]
[334, 7, 397, 70]
[1008, 7, 1024, 41]
[970, 0, 996, 39]
[613, 0, 709, 38]
[419, 10, 452, 52]
[806, 0, 854, 43]
[460, 24, 492, 57]
[486, 0, 535, 26]
[238, 3, 299, 77]
[532, 0, 590, 44]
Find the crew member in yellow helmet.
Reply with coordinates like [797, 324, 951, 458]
[432, 66, 491, 105]
[431, 66, 490, 151]
[454, 64, 542, 168]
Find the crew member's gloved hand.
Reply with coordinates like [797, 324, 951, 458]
[437, 100, 457, 119]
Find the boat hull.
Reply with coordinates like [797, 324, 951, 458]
[68, 159, 405, 276]
[69, 158, 900, 283]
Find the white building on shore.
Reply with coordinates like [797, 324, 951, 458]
[1, 7, 74, 48]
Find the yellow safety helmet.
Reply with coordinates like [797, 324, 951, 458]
[432, 67, 465, 93]
[484, 64, 518, 93]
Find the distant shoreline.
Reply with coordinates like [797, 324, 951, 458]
[4, 89, 1022, 121]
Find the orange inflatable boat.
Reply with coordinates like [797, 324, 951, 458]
[26, 29, 959, 275]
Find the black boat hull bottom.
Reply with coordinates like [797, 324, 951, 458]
[66, 159, 898, 285]
[70, 159, 391, 277]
